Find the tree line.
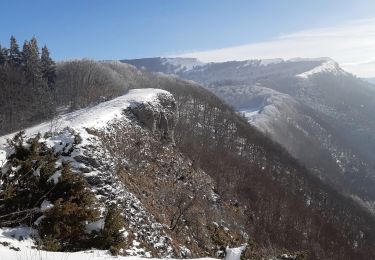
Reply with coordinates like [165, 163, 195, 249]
[0, 36, 56, 134]
[0, 37, 141, 136]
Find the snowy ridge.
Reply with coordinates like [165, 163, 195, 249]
[162, 57, 285, 71]
[163, 57, 334, 70]
[296, 59, 345, 78]
[259, 58, 284, 66]
[161, 57, 204, 73]
[0, 87, 250, 258]
[0, 89, 180, 258]
[0, 89, 171, 164]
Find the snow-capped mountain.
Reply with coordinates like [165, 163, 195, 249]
[123, 57, 375, 211]
[295, 58, 347, 78]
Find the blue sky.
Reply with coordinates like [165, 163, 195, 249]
[1, 0, 375, 76]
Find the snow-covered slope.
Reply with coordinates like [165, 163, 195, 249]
[0, 88, 251, 258]
[296, 58, 346, 78]
[124, 57, 347, 78]
[162, 57, 204, 72]
[0, 226, 219, 260]
[0, 88, 179, 257]
[0, 89, 170, 164]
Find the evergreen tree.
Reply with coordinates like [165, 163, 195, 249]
[0, 44, 7, 65]
[39, 162, 100, 250]
[41, 45, 56, 89]
[9, 36, 22, 66]
[23, 37, 42, 82]
[0, 132, 57, 224]
[0, 36, 57, 135]
[22, 40, 31, 68]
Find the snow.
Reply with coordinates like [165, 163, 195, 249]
[240, 109, 260, 123]
[85, 218, 105, 233]
[296, 59, 344, 78]
[239, 59, 283, 68]
[224, 245, 246, 260]
[0, 89, 171, 161]
[0, 227, 218, 260]
[40, 200, 54, 212]
[259, 58, 283, 66]
[0, 150, 7, 167]
[47, 170, 61, 184]
[162, 57, 204, 72]
[0, 226, 38, 259]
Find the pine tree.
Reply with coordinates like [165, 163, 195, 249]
[9, 36, 22, 67]
[22, 40, 31, 68]
[41, 45, 56, 89]
[0, 37, 56, 134]
[23, 37, 42, 82]
[0, 44, 7, 65]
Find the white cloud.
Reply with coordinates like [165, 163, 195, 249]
[177, 18, 375, 77]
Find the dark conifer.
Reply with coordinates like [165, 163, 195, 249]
[23, 37, 42, 82]
[41, 45, 56, 89]
[9, 36, 22, 66]
[0, 44, 7, 65]
[22, 40, 31, 68]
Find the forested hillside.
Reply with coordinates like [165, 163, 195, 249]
[0, 36, 56, 135]
[125, 57, 375, 215]
[129, 72, 375, 259]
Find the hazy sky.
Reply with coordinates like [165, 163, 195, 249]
[180, 18, 375, 77]
[1, 0, 374, 77]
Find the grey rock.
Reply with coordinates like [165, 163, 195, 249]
[130, 93, 177, 143]
[73, 155, 100, 168]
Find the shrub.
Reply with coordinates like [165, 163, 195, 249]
[0, 132, 56, 225]
[39, 163, 100, 251]
[0, 132, 101, 251]
[40, 235, 61, 251]
[95, 204, 126, 255]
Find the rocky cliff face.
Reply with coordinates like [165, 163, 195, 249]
[129, 92, 177, 143]
[97, 91, 248, 258]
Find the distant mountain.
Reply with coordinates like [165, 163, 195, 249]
[123, 57, 375, 210]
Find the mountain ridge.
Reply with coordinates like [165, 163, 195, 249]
[123, 56, 375, 210]
[0, 88, 250, 258]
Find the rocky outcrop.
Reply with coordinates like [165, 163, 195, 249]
[129, 92, 177, 143]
